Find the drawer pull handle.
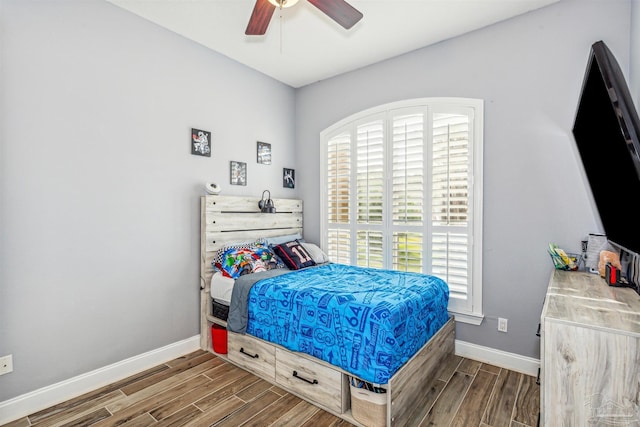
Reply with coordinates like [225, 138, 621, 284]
[239, 347, 259, 359]
[293, 371, 318, 385]
[536, 367, 540, 385]
[536, 323, 541, 337]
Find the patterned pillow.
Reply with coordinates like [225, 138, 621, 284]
[212, 238, 267, 266]
[272, 240, 317, 270]
[217, 244, 285, 279]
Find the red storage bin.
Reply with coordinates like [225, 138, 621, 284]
[211, 324, 228, 354]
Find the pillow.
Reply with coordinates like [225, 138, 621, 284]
[213, 238, 267, 266]
[265, 233, 303, 246]
[273, 240, 316, 270]
[218, 244, 284, 279]
[301, 242, 331, 264]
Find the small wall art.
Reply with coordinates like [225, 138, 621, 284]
[283, 168, 295, 189]
[230, 161, 247, 186]
[257, 141, 272, 164]
[191, 128, 211, 157]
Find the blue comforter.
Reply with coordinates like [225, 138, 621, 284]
[244, 263, 449, 384]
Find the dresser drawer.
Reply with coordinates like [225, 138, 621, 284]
[275, 348, 347, 414]
[227, 332, 276, 381]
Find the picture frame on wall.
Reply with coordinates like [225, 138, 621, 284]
[283, 168, 295, 189]
[257, 141, 272, 164]
[230, 161, 247, 186]
[191, 128, 211, 157]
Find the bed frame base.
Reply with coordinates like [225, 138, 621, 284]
[201, 312, 454, 427]
[388, 316, 455, 426]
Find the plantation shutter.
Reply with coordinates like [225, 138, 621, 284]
[356, 119, 384, 268]
[326, 132, 351, 264]
[431, 111, 471, 306]
[391, 111, 425, 273]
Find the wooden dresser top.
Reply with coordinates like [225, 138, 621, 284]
[543, 270, 640, 337]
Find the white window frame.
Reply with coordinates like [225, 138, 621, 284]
[320, 98, 484, 325]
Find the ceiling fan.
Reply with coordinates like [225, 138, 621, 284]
[245, 0, 363, 36]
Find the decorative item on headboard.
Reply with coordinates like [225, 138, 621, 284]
[258, 190, 276, 213]
[204, 182, 221, 195]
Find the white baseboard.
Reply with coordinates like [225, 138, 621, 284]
[0, 335, 200, 425]
[455, 339, 540, 377]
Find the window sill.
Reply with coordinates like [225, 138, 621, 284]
[449, 311, 484, 325]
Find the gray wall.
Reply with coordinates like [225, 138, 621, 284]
[0, 0, 633, 406]
[295, 0, 631, 358]
[0, 0, 296, 401]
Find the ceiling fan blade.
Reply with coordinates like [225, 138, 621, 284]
[245, 0, 276, 35]
[307, 0, 363, 30]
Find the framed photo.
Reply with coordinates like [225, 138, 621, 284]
[283, 168, 295, 189]
[230, 161, 247, 186]
[191, 128, 211, 157]
[257, 141, 272, 164]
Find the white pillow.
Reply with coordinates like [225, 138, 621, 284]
[266, 233, 303, 246]
[301, 242, 330, 264]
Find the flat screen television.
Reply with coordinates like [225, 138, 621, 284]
[572, 40, 640, 257]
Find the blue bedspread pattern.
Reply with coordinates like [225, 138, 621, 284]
[245, 263, 449, 384]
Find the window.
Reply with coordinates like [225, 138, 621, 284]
[320, 98, 483, 324]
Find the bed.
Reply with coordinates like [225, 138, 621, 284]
[200, 195, 455, 426]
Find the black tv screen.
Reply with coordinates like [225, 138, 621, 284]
[572, 40, 640, 256]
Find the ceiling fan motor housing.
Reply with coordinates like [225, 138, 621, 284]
[269, 0, 298, 7]
[246, 0, 363, 35]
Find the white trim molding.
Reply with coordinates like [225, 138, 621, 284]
[452, 311, 484, 326]
[455, 339, 540, 377]
[0, 336, 200, 425]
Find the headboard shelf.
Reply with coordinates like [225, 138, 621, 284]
[203, 196, 302, 212]
[204, 212, 301, 232]
[200, 195, 303, 289]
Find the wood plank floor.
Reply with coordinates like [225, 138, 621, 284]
[2, 349, 540, 427]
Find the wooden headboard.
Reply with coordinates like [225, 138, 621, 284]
[200, 195, 303, 289]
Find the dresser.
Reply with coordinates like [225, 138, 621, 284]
[540, 270, 640, 426]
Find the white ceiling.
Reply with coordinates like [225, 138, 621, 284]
[106, 0, 560, 88]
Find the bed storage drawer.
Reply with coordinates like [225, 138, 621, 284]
[227, 332, 276, 381]
[275, 348, 347, 414]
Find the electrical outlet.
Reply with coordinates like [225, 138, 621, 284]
[0, 355, 13, 375]
[498, 317, 508, 333]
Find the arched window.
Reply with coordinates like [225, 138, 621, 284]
[320, 98, 484, 323]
